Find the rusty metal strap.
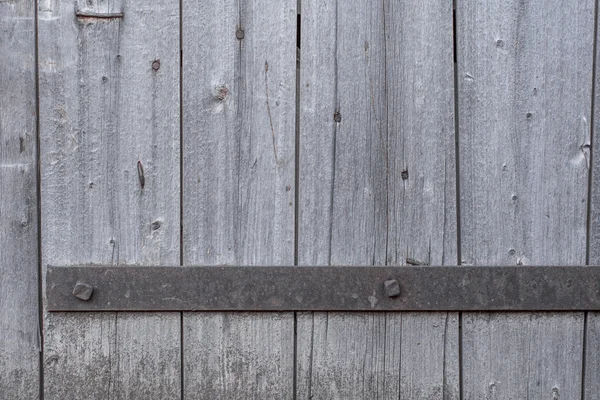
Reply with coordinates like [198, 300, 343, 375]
[46, 265, 600, 312]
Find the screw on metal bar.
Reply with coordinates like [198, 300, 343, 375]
[236, 28, 245, 40]
[152, 59, 161, 71]
[73, 282, 94, 301]
[384, 279, 401, 298]
[334, 111, 342, 122]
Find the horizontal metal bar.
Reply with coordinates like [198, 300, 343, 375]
[46, 265, 600, 312]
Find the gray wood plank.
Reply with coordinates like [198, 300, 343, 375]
[457, 0, 594, 397]
[0, 0, 40, 398]
[585, 311, 600, 396]
[184, 313, 293, 399]
[38, 0, 181, 398]
[586, 3, 600, 394]
[182, 0, 296, 398]
[463, 313, 584, 399]
[297, 1, 458, 398]
[297, 312, 459, 400]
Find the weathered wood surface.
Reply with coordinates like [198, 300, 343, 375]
[0, 0, 40, 398]
[182, 0, 296, 397]
[7, 0, 600, 397]
[586, 3, 600, 394]
[296, 1, 458, 398]
[585, 311, 600, 396]
[463, 313, 584, 399]
[39, 0, 181, 398]
[457, 0, 594, 397]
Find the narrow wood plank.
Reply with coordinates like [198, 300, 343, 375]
[297, 1, 458, 398]
[182, 0, 296, 398]
[0, 0, 40, 398]
[39, 0, 181, 398]
[585, 311, 600, 396]
[586, 3, 600, 395]
[457, 0, 594, 397]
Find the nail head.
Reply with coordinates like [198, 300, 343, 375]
[73, 282, 94, 301]
[384, 279, 401, 298]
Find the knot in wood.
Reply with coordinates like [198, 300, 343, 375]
[213, 85, 229, 101]
[236, 28, 245, 40]
[151, 220, 162, 230]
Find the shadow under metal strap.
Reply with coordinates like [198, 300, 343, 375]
[46, 265, 600, 312]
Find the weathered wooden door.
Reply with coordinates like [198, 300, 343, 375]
[3, 0, 600, 398]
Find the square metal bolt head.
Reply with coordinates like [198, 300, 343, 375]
[384, 279, 401, 298]
[73, 282, 94, 301]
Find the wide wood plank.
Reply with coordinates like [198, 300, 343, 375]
[39, 0, 181, 398]
[457, 0, 594, 397]
[182, 0, 296, 398]
[297, 1, 458, 398]
[463, 313, 584, 399]
[184, 312, 293, 399]
[0, 0, 40, 398]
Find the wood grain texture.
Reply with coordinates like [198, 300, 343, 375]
[585, 311, 600, 396]
[184, 313, 293, 399]
[182, 0, 296, 398]
[297, 312, 458, 400]
[297, 1, 458, 398]
[457, 0, 594, 397]
[0, 0, 40, 398]
[39, 0, 181, 398]
[463, 313, 584, 399]
[586, 3, 600, 394]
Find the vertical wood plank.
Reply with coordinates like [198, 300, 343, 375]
[182, 0, 296, 398]
[463, 313, 584, 399]
[297, 1, 459, 398]
[585, 311, 600, 396]
[0, 2, 39, 397]
[39, 0, 181, 398]
[457, 0, 594, 397]
[586, 3, 600, 395]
